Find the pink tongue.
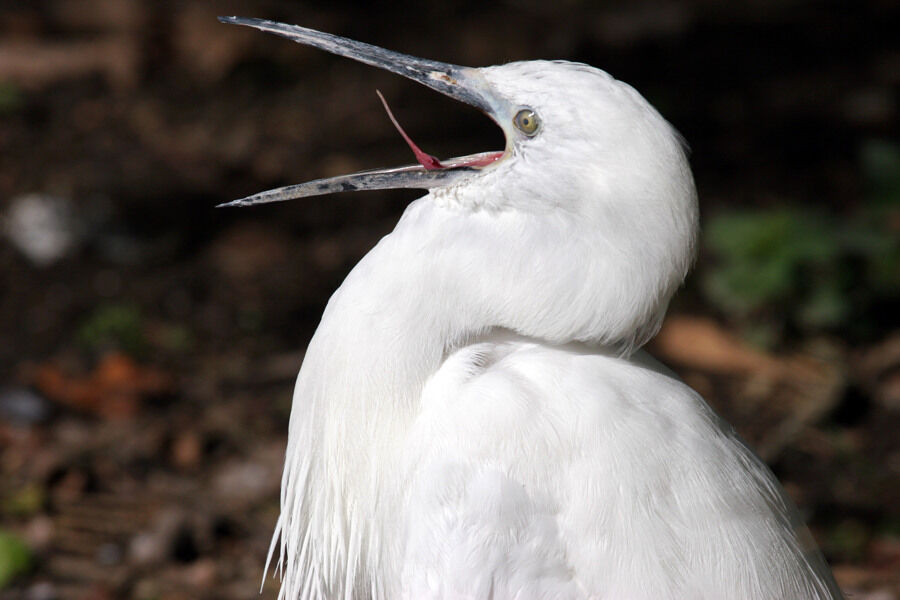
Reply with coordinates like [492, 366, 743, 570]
[376, 90, 445, 170]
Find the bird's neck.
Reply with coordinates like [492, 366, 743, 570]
[301, 202, 478, 423]
[277, 200, 482, 589]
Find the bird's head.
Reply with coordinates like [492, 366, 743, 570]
[219, 18, 698, 352]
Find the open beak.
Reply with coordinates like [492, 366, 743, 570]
[216, 17, 506, 208]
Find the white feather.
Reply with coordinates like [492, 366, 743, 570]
[263, 59, 842, 599]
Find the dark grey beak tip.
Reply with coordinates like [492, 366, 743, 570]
[216, 198, 247, 208]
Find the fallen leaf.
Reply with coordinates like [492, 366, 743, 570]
[651, 315, 783, 376]
[32, 353, 171, 419]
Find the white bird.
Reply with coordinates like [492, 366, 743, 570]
[218, 17, 844, 600]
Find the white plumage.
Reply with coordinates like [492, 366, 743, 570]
[219, 17, 844, 600]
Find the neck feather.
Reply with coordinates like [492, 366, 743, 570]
[269, 191, 694, 598]
[273, 201, 478, 599]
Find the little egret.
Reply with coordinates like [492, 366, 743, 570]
[218, 17, 843, 600]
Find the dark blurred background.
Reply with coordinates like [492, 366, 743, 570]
[1, 1, 898, 598]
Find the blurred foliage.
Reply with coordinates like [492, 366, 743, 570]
[237, 309, 266, 334]
[863, 139, 900, 207]
[77, 304, 146, 357]
[825, 519, 872, 564]
[0, 531, 31, 589]
[156, 324, 195, 354]
[1, 485, 45, 519]
[0, 82, 23, 115]
[703, 140, 900, 348]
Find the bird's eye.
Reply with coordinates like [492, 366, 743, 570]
[513, 109, 540, 136]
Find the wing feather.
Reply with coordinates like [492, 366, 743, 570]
[397, 339, 842, 600]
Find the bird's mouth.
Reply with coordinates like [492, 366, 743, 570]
[217, 17, 508, 208]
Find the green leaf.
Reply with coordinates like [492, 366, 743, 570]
[77, 303, 145, 356]
[0, 531, 32, 588]
[1, 485, 45, 518]
[861, 139, 900, 206]
[798, 283, 849, 329]
[0, 82, 23, 115]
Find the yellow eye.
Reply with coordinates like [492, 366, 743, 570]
[513, 109, 540, 136]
